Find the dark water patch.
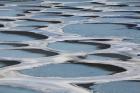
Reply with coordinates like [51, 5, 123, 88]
[48, 40, 109, 53]
[82, 15, 99, 18]
[90, 39, 112, 41]
[76, 83, 93, 89]
[112, 10, 140, 13]
[0, 31, 48, 41]
[19, 4, 51, 8]
[55, 6, 84, 10]
[38, 9, 73, 17]
[0, 43, 28, 48]
[27, 25, 48, 29]
[41, 12, 63, 16]
[56, 4, 102, 12]
[0, 4, 5, 6]
[104, 15, 140, 19]
[84, 54, 120, 61]
[16, 14, 26, 16]
[0, 19, 15, 21]
[23, 9, 41, 13]
[64, 40, 111, 49]
[20, 48, 58, 57]
[93, 23, 139, 31]
[121, 23, 137, 29]
[20, 18, 61, 24]
[90, 2, 105, 5]
[85, 80, 140, 93]
[17, 25, 48, 29]
[0, 48, 58, 58]
[35, 12, 71, 18]
[21, 62, 125, 77]
[107, 4, 129, 7]
[80, 8, 102, 12]
[0, 60, 20, 68]
[75, 39, 112, 42]
[0, 85, 40, 93]
[45, 20, 61, 24]
[137, 54, 140, 56]
[59, 14, 74, 17]
[76, 55, 87, 59]
[70, 61, 126, 73]
[0, 24, 4, 27]
[93, 53, 132, 61]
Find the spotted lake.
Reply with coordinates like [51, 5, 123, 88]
[0, 0, 140, 93]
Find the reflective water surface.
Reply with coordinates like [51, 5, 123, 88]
[0, 0, 140, 93]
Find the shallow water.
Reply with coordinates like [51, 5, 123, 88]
[79, 81, 140, 93]
[0, 85, 40, 93]
[21, 62, 125, 77]
[0, 0, 140, 93]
